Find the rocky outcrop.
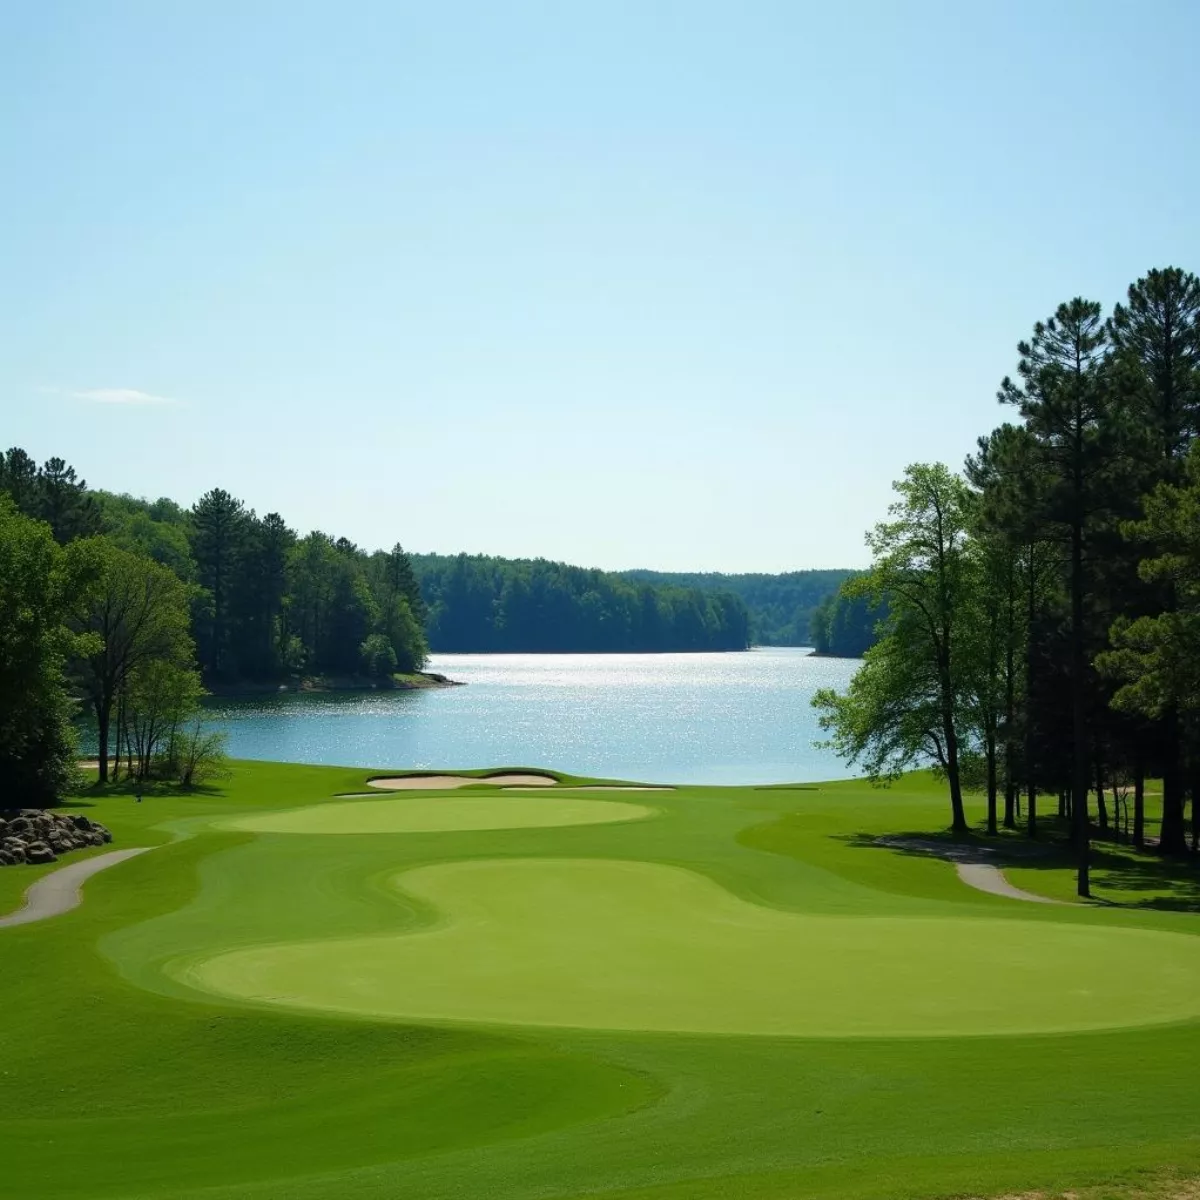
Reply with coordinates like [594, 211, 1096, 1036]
[0, 811, 113, 867]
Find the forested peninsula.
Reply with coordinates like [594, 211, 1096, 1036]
[0, 456, 767, 699]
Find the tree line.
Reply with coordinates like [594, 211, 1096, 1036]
[619, 568, 853, 645]
[0, 458, 754, 794]
[814, 266, 1200, 897]
[414, 554, 750, 652]
[0, 457, 432, 787]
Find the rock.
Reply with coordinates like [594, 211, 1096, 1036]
[0, 810, 114, 867]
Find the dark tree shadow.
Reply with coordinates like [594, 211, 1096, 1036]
[841, 828, 1200, 912]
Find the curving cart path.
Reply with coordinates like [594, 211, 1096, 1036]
[0, 848, 152, 928]
[876, 836, 1072, 905]
[953, 860, 1063, 904]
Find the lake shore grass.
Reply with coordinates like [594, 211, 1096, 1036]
[3, 761, 1200, 1199]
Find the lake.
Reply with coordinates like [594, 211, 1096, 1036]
[199, 648, 861, 786]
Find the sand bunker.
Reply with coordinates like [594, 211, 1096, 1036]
[223, 796, 654, 835]
[368, 773, 559, 790]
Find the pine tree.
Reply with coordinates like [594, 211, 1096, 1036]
[190, 489, 249, 679]
[999, 299, 1130, 895]
[1108, 268, 1200, 853]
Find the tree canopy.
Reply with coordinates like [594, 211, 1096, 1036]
[815, 264, 1200, 897]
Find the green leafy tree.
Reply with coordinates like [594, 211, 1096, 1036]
[73, 539, 195, 782]
[176, 720, 230, 788]
[359, 632, 398, 680]
[809, 581, 882, 657]
[123, 659, 204, 781]
[0, 497, 99, 803]
[96, 491, 197, 580]
[814, 464, 975, 832]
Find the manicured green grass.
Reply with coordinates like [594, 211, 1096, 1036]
[184, 855, 1200, 1037]
[4, 761, 1200, 1199]
[223, 793, 655, 833]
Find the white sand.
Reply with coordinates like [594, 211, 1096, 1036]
[367, 773, 559, 790]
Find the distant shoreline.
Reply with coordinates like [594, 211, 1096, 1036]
[206, 671, 464, 698]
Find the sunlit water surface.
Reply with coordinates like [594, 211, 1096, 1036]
[200, 648, 861, 785]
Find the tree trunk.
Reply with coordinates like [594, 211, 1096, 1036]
[943, 708, 968, 833]
[1134, 752, 1145, 849]
[986, 727, 998, 836]
[96, 701, 110, 784]
[1003, 568, 1018, 830]
[1023, 542, 1038, 840]
[1069, 514, 1090, 896]
[1160, 713, 1188, 853]
[1191, 768, 1200, 854]
[1095, 757, 1108, 833]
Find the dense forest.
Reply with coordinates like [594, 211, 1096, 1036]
[808, 581, 883, 657]
[413, 555, 749, 652]
[0, 457, 755, 789]
[815, 265, 1200, 896]
[0, 454, 433, 784]
[618, 568, 853, 645]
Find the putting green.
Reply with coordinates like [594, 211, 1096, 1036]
[179, 858, 1200, 1038]
[221, 795, 654, 835]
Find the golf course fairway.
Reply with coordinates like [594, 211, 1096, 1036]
[9, 761, 1200, 1200]
[182, 856, 1200, 1037]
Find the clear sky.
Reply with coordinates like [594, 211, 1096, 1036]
[2, 2, 1197, 572]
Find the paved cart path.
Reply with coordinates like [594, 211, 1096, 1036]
[0, 848, 153, 928]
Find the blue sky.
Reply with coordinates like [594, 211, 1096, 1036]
[2, 1, 1197, 571]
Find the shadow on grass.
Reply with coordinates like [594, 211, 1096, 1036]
[58, 779, 225, 811]
[1085, 845, 1200, 912]
[842, 827, 1200, 912]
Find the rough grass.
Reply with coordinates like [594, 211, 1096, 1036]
[3, 762, 1200, 1199]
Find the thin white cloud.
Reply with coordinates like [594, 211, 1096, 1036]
[68, 387, 178, 406]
